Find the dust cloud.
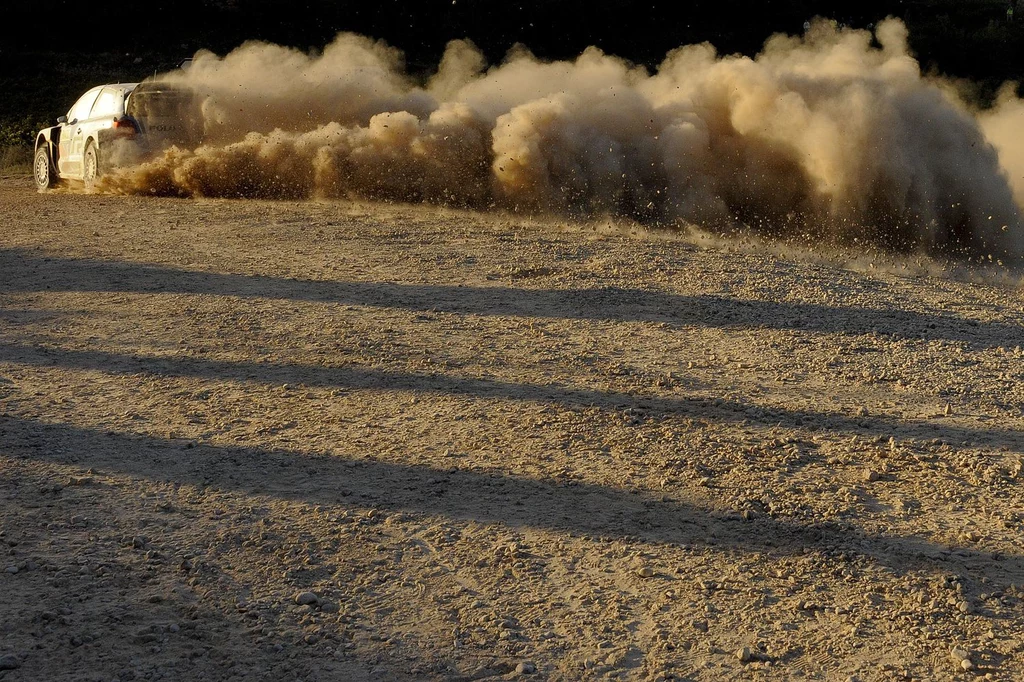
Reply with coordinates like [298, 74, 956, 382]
[99, 19, 1024, 261]
[981, 85, 1024, 210]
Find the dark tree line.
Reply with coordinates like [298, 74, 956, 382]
[8, 0, 1023, 73]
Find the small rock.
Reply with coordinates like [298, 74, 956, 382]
[294, 592, 319, 606]
[0, 655, 19, 670]
[515, 661, 536, 675]
[950, 647, 970, 662]
[957, 600, 971, 615]
[636, 567, 655, 578]
[944, 403, 953, 416]
[736, 646, 752, 663]
[4, 566, 17, 575]
[862, 469, 880, 483]
[960, 659, 974, 671]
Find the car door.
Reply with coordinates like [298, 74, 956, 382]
[59, 87, 102, 177]
[83, 88, 122, 149]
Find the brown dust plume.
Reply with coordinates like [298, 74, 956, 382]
[99, 20, 1024, 261]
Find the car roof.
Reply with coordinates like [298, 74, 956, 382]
[86, 83, 139, 96]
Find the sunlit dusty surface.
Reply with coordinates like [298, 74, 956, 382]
[1, 177, 1023, 681]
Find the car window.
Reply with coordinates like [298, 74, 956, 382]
[69, 88, 102, 123]
[90, 89, 122, 118]
[127, 83, 196, 120]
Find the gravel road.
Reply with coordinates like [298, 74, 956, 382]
[1, 177, 1022, 681]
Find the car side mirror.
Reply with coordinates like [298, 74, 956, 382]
[57, 116, 68, 124]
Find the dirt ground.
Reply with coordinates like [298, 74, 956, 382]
[0, 176, 1022, 682]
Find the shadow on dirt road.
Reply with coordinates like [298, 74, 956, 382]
[2, 412, 1021, 596]
[0, 340, 1021, 455]
[2, 249, 1022, 350]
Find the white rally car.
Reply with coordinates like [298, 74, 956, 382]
[34, 81, 199, 190]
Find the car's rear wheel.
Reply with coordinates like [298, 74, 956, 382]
[34, 146, 58, 191]
[83, 142, 99, 189]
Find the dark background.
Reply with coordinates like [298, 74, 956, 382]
[2, 0, 1023, 147]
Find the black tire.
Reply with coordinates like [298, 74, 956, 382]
[83, 142, 100, 189]
[33, 146, 58, 191]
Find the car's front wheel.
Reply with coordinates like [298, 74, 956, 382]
[83, 142, 100, 189]
[34, 146, 58, 191]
